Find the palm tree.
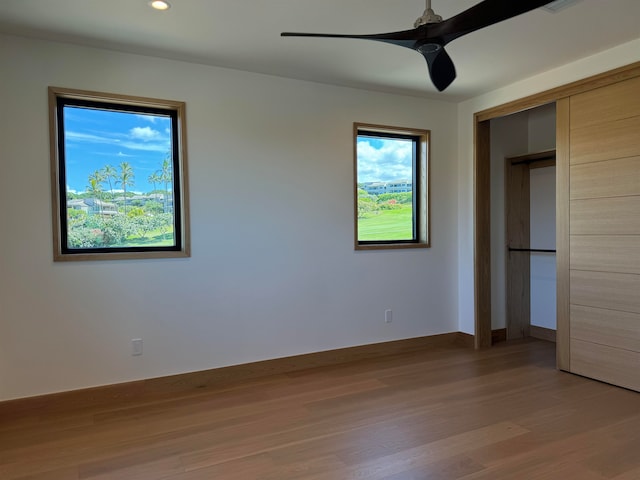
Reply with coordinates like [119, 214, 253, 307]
[116, 162, 135, 215]
[86, 171, 104, 215]
[148, 171, 161, 198]
[101, 164, 117, 201]
[160, 157, 173, 213]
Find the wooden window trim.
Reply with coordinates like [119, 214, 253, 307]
[353, 123, 430, 250]
[49, 87, 190, 261]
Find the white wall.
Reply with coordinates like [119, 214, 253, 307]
[528, 103, 556, 153]
[0, 34, 459, 401]
[529, 104, 557, 330]
[530, 166, 556, 329]
[457, 38, 640, 334]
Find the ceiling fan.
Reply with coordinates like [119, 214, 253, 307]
[281, 0, 553, 92]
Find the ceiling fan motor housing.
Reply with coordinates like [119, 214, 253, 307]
[414, 7, 443, 28]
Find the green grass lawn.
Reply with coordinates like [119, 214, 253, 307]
[122, 229, 175, 247]
[358, 205, 413, 241]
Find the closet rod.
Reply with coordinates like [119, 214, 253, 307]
[508, 247, 556, 253]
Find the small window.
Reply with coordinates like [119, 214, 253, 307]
[49, 87, 190, 261]
[354, 123, 430, 250]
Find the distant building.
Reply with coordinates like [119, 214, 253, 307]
[124, 193, 165, 204]
[67, 198, 118, 216]
[123, 193, 173, 213]
[361, 180, 412, 195]
[386, 180, 412, 193]
[363, 182, 387, 195]
[67, 193, 174, 215]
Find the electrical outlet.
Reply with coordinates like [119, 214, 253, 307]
[131, 338, 143, 356]
[385, 309, 393, 323]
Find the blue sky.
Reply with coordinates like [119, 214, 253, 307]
[356, 136, 413, 183]
[63, 106, 172, 194]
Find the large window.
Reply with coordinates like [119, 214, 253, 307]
[49, 87, 190, 261]
[354, 123, 430, 250]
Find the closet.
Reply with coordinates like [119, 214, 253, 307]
[476, 63, 640, 392]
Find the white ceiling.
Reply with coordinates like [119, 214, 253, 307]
[1, 0, 639, 101]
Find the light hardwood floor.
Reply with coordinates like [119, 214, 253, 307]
[1, 339, 638, 479]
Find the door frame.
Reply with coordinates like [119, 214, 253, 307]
[472, 62, 640, 357]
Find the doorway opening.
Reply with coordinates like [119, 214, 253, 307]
[474, 102, 557, 348]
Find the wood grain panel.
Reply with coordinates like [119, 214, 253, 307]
[570, 196, 640, 235]
[568, 76, 640, 391]
[571, 304, 640, 352]
[474, 119, 492, 349]
[506, 250, 530, 340]
[570, 115, 640, 165]
[570, 235, 640, 274]
[506, 163, 531, 248]
[528, 158, 556, 169]
[491, 328, 507, 344]
[569, 75, 640, 130]
[506, 161, 530, 340]
[571, 338, 640, 391]
[556, 98, 571, 371]
[570, 270, 640, 314]
[508, 150, 555, 165]
[570, 156, 640, 200]
[529, 325, 557, 343]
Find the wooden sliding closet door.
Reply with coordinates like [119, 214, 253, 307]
[564, 76, 640, 391]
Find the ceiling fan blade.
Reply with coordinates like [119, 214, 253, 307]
[283, 1, 552, 48]
[436, 0, 552, 44]
[421, 47, 456, 92]
[282, 0, 551, 92]
[281, 29, 419, 49]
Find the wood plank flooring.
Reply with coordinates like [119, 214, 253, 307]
[1, 339, 638, 479]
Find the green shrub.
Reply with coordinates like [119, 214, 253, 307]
[377, 192, 412, 204]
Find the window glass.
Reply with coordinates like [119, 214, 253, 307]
[354, 123, 429, 250]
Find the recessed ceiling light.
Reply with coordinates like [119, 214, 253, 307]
[149, 0, 171, 11]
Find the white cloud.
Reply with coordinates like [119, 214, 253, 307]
[130, 126, 162, 141]
[66, 131, 118, 144]
[66, 128, 170, 153]
[357, 138, 413, 183]
[109, 189, 144, 195]
[135, 114, 156, 123]
[120, 140, 169, 152]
